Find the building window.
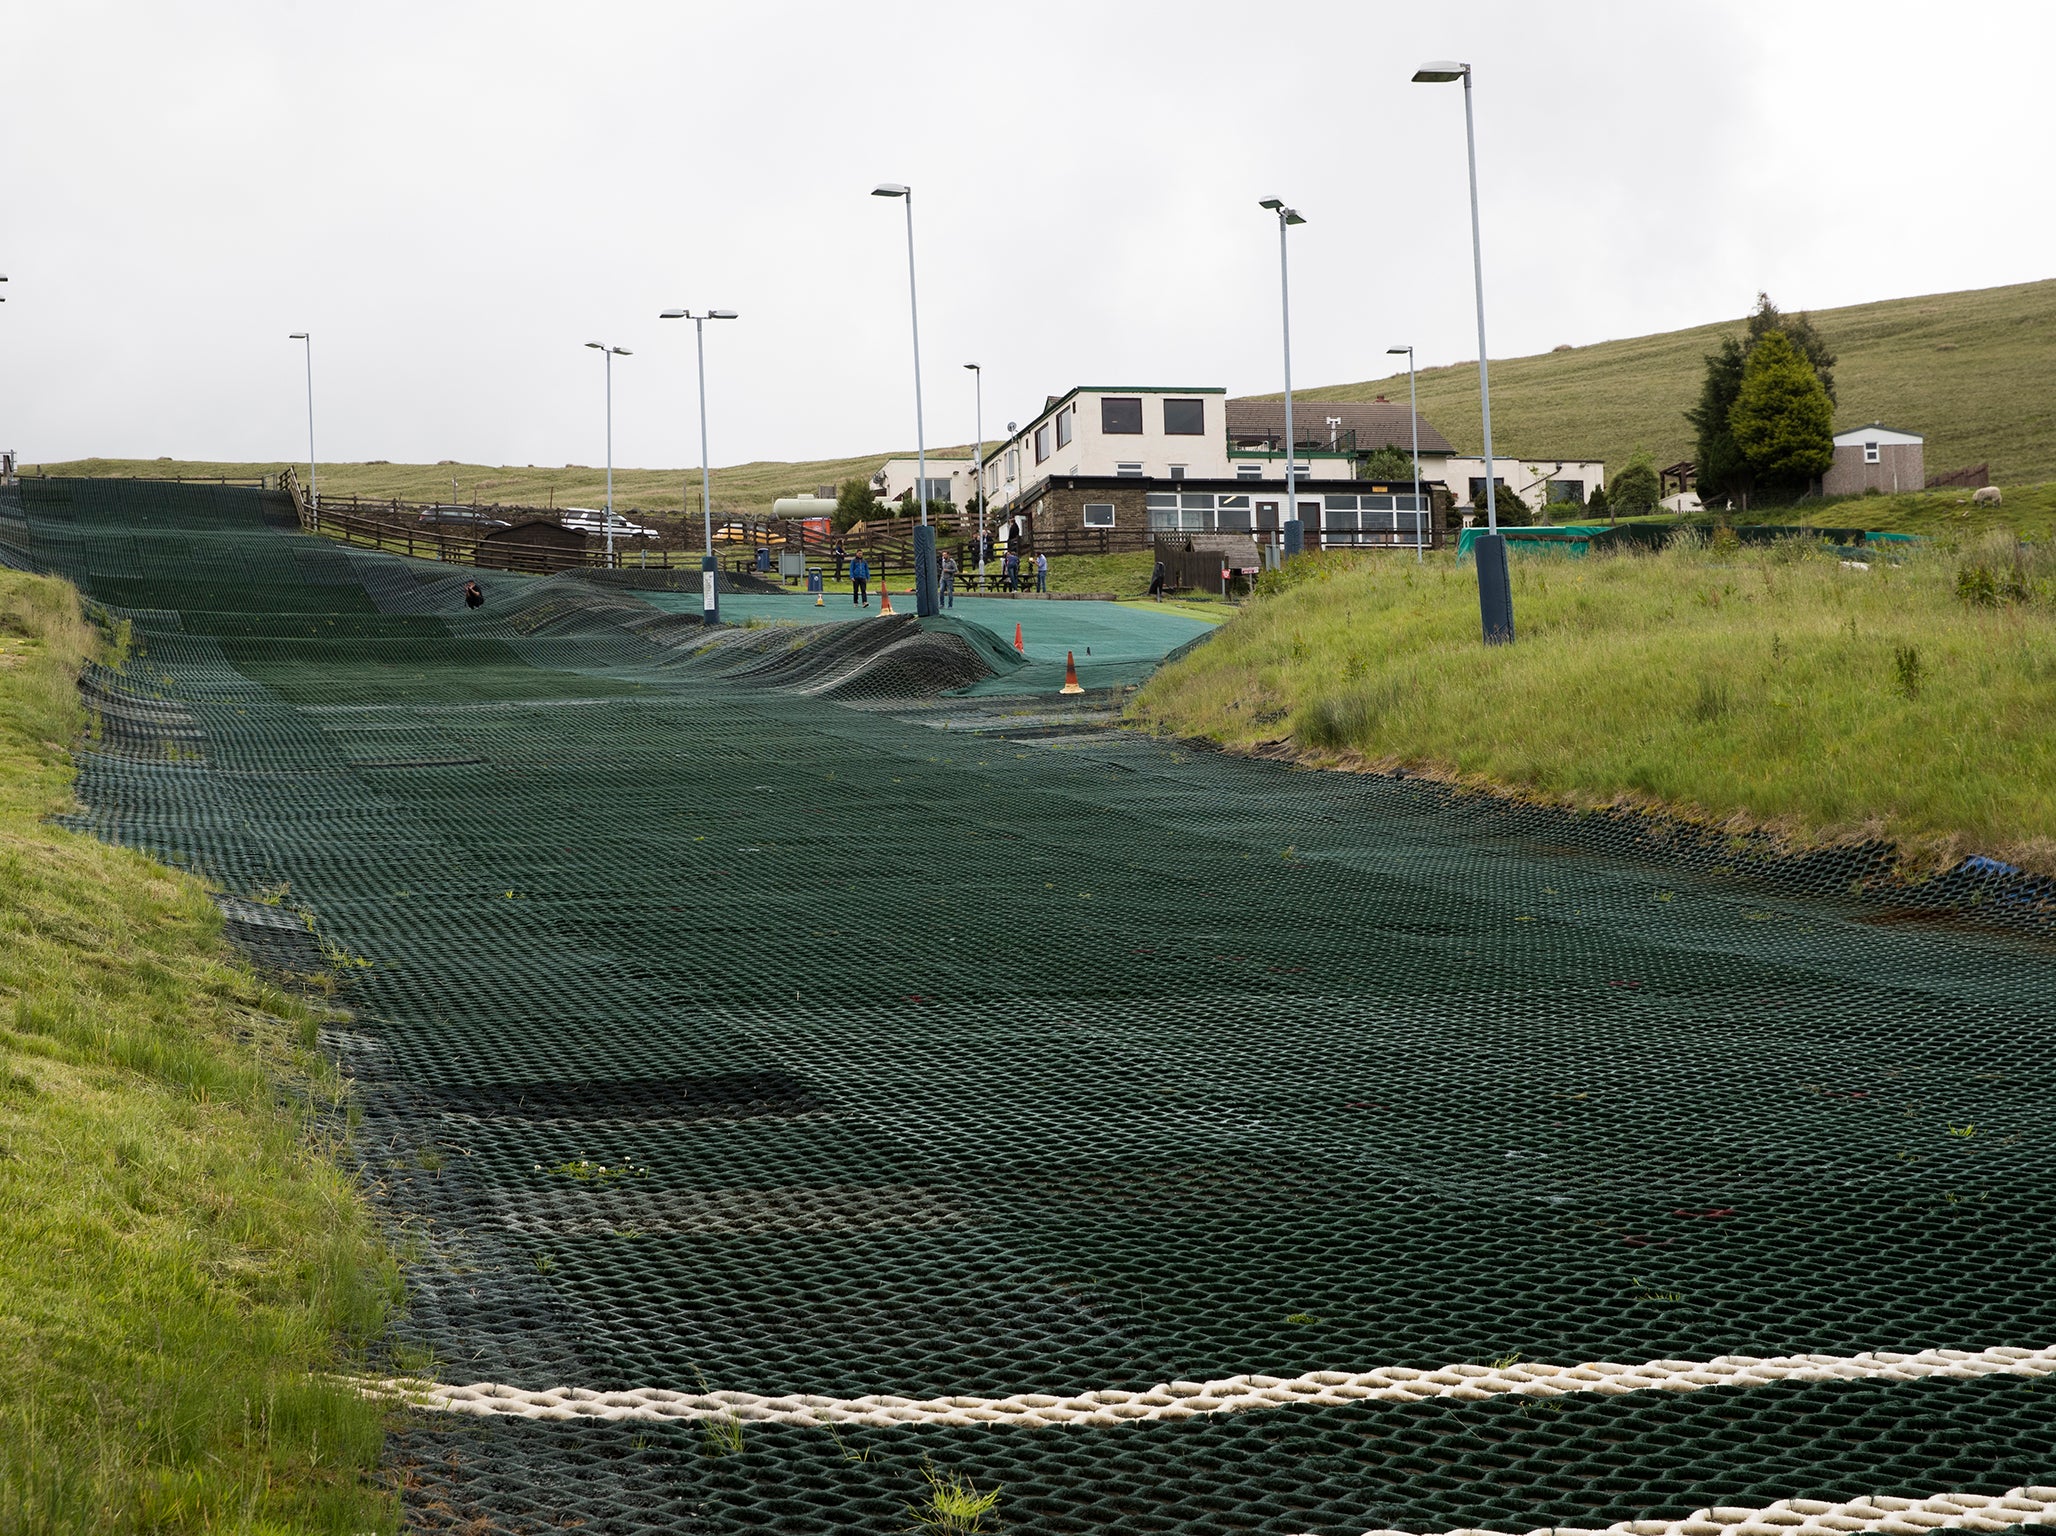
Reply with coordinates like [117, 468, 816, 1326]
[1034, 423, 1052, 464]
[1145, 492, 1179, 531]
[1546, 479, 1585, 504]
[1101, 396, 1144, 434]
[1467, 476, 1508, 505]
[1116, 462, 1145, 478]
[1056, 406, 1073, 449]
[1864, 441, 1880, 464]
[1082, 502, 1115, 528]
[1164, 398, 1205, 435]
[1217, 493, 1252, 533]
[1236, 463, 1262, 480]
[1168, 465, 1186, 481]
[918, 478, 952, 503]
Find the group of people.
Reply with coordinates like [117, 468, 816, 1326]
[832, 536, 1051, 607]
[995, 548, 1047, 593]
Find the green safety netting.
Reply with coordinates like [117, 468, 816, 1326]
[7, 478, 2056, 1535]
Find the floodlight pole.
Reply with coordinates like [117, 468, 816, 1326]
[873, 182, 939, 616]
[1260, 199, 1306, 558]
[965, 362, 984, 579]
[1389, 345, 1423, 562]
[586, 341, 630, 566]
[1414, 59, 1511, 642]
[660, 308, 738, 624]
[288, 332, 317, 511]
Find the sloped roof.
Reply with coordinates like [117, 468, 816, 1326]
[1225, 399, 1455, 455]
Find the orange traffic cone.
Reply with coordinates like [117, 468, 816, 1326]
[879, 586, 895, 615]
[1013, 622, 1025, 654]
[1060, 650, 1085, 694]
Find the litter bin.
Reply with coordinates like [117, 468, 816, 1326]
[806, 570, 824, 594]
[754, 546, 770, 574]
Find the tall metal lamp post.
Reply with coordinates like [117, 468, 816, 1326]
[583, 341, 631, 567]
[872, 182, 938, 616]
[1386, 345, 1424, 562]
[1412, 59, 1512, 643]
[288, 331, 317, 512]
[963, 362, 985, 583]
[660, 308, 738, 625]
[1258, 199, 1307, 558]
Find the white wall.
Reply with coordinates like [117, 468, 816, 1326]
[983, 388, 1230, 508]
[876, 456, 975, 507]
[1438, 457, 1607, 513]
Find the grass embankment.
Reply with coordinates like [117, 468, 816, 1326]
[1277, 277, 2056, 487]
[0, 572, 396, 1532]
[1132, 532, 2056, 874]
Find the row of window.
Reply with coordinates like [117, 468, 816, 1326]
[1032, 397, 1207, 465]
[1137, 490, 1429, 535]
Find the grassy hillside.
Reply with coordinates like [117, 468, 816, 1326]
[1131, 531, 2056, 874]
[0, 571, 396, 1531]
[1277, 278, 2056, 487]
[28, 447, 975, 521]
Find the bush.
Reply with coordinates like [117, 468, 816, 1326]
[1609, 451, 1660, 515]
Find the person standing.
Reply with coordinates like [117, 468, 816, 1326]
[1035, 551, 1048, 594]
[850, 552, 870, 606]
[832, 540, 846, 582]
[1002, 547, 1019, 592]
[940, 550, 957, 609]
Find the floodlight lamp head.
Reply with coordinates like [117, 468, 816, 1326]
[585, 341, 604, 349]
[289, 332, 308, 339]
[1413, 60, 1468, 82]
[709, 310, 739, 320]
[1258, 198, 1283, 211]
[872, 182, 909, 197]
[659, 309, 687, 320]
[612, 347, 632, 356]
[963, 361, 979, 371]
[1387, 346, 1411, 355]
[1283, 209, 1306, 226]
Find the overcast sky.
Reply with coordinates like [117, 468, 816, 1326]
[3, 0, 2048, 471]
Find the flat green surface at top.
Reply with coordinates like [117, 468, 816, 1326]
[14, 478, 2056, 1535]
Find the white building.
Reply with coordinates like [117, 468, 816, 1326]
[982, 388, 1232, 512]
[873, 457, 975, 510]
[1440, 457, 1609, 517]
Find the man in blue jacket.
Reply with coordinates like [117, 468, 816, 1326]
[849, 553, 870, 607]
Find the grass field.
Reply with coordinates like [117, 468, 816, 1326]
[1131, 529, 2056, 874]
[27, 447, 975, 522]
[0, 571, 396, 1532]
[1286, 278, 2056, 488]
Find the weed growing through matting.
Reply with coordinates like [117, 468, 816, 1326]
[905, 1457, 1002, 1534]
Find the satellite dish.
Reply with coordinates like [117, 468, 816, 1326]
[1007, 421, 1018, 433]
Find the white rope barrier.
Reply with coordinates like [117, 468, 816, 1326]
[356, 1342, 2056, 1430]
[1331, 1485, 2056, 1536]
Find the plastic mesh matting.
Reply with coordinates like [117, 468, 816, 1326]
[14, 478, 2056, 1534]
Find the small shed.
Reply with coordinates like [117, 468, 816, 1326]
[1824, 423, 1924, 497]
[475, 519, 589, 574]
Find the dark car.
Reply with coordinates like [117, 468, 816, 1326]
[417, 506, 511, 530]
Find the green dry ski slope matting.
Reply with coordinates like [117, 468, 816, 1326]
[8, 478, 2056, 1535]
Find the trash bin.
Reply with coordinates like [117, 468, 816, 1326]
[806, 570, 824, 594]
[754, 546, 770, 574]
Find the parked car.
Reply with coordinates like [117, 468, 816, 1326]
[417, 506, 511, 530]
[558, 507, 656, 539]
